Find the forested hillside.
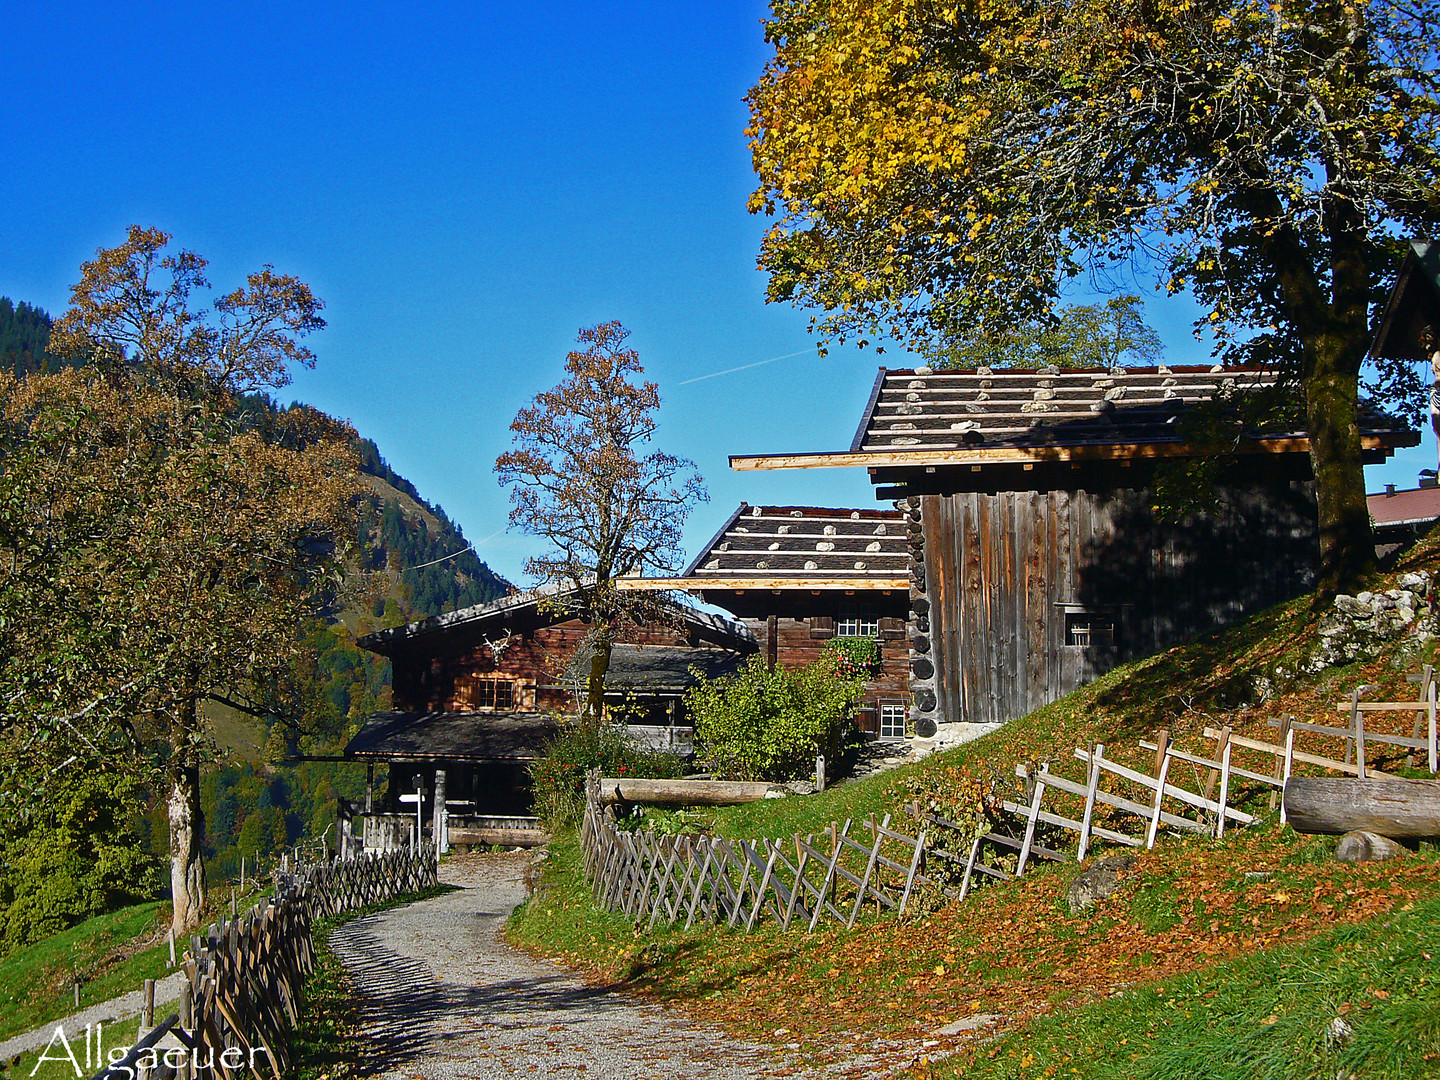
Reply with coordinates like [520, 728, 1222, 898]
[0, 297, 63, 377]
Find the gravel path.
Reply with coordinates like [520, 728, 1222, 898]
[329, 852, 824, 1080]
[0, 972, 188, 1062]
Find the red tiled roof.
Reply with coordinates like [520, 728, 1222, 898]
[1368, 486, 1440, 527]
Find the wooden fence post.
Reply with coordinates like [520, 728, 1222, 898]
[1076, 744, 1103, 862]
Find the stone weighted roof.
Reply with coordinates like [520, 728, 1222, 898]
[853, 364, 1311, 454]
[681, 504, 907, 582]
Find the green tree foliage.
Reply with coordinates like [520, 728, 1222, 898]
[528, 723, 686, 829]
[929, 295, 1164, 370]
[747, 0, 1440, 595]
[685, 648, 864, 782]
[0, 769, 157, 955]
[497, 322, 707, 726]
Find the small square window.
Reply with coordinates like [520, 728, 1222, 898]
[879, 703, 907, 739]
[1065, 612, 1116, 649]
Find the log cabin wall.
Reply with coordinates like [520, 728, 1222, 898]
[922, 479, 1320, 725]
[390, 618, 722, 713]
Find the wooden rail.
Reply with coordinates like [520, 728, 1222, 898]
[89, 844, 437, 1080]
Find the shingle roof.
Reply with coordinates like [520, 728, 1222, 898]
[559, 644, 750, 691]
[1368, 486, 1440, 529]
[854, 365, 1295, 454]
[358, 584, 753, 655]
[345, 711, 560, 761]
[679, 504, 907, 584]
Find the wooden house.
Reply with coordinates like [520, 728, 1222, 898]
[343, 586, 754, 843]
[732, 365, 1417, 733]
[620, 504, 914, 738]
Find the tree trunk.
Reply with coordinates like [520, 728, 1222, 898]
[584, 634, 613, 730]
[1304, 338, 1374, 599]
[168, 757, 206, 935]
[1304, 212, 1376, 601]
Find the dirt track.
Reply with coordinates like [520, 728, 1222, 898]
[329, 851, 818, 1079]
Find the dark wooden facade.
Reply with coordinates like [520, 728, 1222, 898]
[916, 480, 1318, 725]
[732, 365, 1418, 733]
[348, 588, 754, 818]
[621, 505, 915, 736]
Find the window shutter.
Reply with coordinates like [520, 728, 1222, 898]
[809, 616, 835, 639]
[878, 617, 906, 640]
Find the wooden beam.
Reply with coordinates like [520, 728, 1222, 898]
[728, 433, 1416, 472]
[1285, 777, 1440, 838]
[615, 576, 909, 591]
[594, 777, 786, 806]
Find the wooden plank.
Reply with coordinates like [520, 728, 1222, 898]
[1074, 748, 1254, 824]
[1210, 727, 1394, 779]
[616, 576, 909, 591]
[594, 778, 781, 807]
[1284, 716, 1431, 751]
[897, 829, 926, 915]
[727, 435, 1398, 471]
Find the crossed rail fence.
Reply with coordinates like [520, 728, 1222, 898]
[581, 668, 1440, 933]
[84, 844, 436, 1080]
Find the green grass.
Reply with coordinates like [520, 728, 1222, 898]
[0, 902, 175, 1044]
[937, 888, 1440, 1080]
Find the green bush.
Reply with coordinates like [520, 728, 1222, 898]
[686, 647, 864, 782]
[0, 768, 159, 956]
[528, 720, 686, 829]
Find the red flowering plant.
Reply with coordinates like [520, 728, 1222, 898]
[821, 636, 880, 679]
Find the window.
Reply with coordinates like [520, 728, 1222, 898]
[879, 702, 907, 739]
[1065, 612, 1117, 649]
[837, 606, 880, 638]
[457, 676, 516, 710]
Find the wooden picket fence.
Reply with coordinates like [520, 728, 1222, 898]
[89, 844, 437, 1080]
[581, 667, 1439, 933]
[581, 804, 949, 932]
[579, 728, 1307, 931]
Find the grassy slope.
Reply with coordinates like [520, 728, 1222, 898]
[0, 903, 173, 1044]
[508, 534, 1440, 1079]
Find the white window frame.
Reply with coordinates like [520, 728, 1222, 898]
[837, 606, 880, 639]
[879, 702, 907, 739]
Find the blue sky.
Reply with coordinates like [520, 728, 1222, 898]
[1, 2, 1430, 585]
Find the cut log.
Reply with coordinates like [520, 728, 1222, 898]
[1283, 777, 1440, 838]
[447, 826, 551, 848]
[595, 777, 782, 807]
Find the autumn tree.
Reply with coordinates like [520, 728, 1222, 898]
[747, 0, 1440, 595]
[496, 322, 706, 726]
[0, 227, 360, 934]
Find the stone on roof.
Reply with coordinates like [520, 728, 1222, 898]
[682, 505, 907, 581]
[851, 365, 1314, 454]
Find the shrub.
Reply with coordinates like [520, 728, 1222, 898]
[528, 720, 686, 829]
[0, 769, 159, 956]
[686, 649, 864, 782]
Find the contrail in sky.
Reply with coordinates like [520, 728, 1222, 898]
[674, 348, 814, 386]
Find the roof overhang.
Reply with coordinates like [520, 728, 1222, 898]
[730, 433, 1416, 472]
[617, 576, 909, 591]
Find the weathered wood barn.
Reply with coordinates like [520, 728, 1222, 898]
[733, 365, 1417, 732]
[344, 586, 754, 841]
[620, 504, 915, 737]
